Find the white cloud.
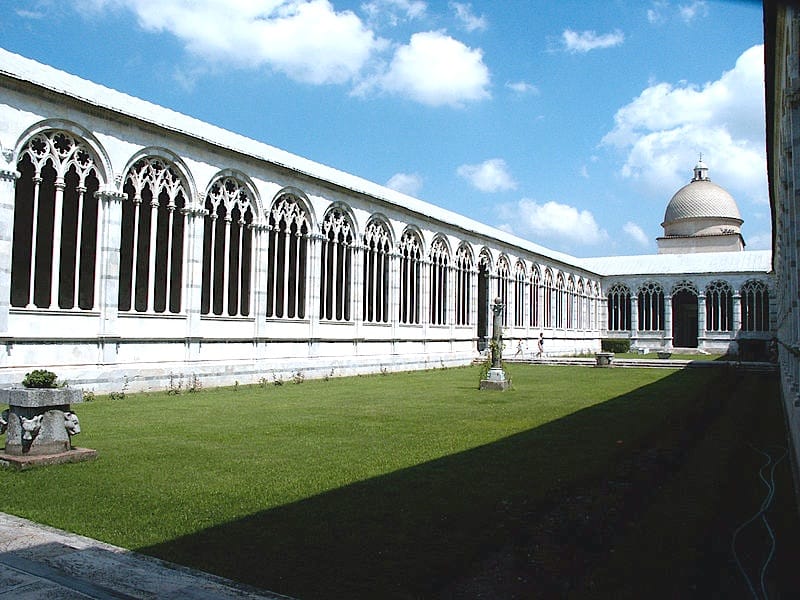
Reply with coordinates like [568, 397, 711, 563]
[78, 0, 383, 85]
[562, 29, 624, 53]
[500, 199, 608, 246]
[457, 158, 516, 192]
[450, 2, 487, 32]
[602, 45, 767, 205]
[386, 172, 423, 195]
[679, 1, 708, 23]
[372, 31, 490, 106]
[623, 222, 650, 246]
[745, 231, 772, 251]
[506, 80, 539, 95]
[361, 0, 426, 27]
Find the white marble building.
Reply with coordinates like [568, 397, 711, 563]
[0, 48, 773, 392]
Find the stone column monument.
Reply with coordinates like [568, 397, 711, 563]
[480, 297, 510, 390]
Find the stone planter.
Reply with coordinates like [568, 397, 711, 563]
[1, 388, 84, 456]
[657, 351, 672, 359]
[595, 352, 614, 367]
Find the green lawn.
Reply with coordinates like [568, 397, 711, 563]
[1, 364, 797, 598]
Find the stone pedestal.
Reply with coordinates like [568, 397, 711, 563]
[1, 388, 96, 467]
[480, 366, 510, 391]
[595, 352, 614, 367]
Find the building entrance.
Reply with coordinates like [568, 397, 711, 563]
[672, 290, 698, 348]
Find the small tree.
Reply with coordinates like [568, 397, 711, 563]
[22, 369, 58, 389]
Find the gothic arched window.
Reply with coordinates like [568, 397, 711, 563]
[530, 266, 541, 328]
[119, 155, 187, 313]
[741, 279, 770, 332]
[565, 276, 576, 329]
[706, 280, 733, 332]
[496, 255, 510, 326]
[555, 273, 566, 328]
[514, 261, 527, 327]
[638, 281, 664, 331]
[399, 230, 422, 325]
[11, 130, 102, 310]
[428, 237, 450, 325]
[362, 218, 392, 324]
[607, 283, 632, 331]
[576, 279, 586, 330]
[543, 269, 554, 328]
[319, 206, 354, 322]
[454, 244, 473, 326]
[266, 192, 309, 319]
[201, 175, 254, 317]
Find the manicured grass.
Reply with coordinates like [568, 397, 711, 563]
[613, 351, 724, 360]
[1, 364, 796, 598]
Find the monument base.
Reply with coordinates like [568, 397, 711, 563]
[480, 367, 510, 391]
[0, 447, 97, 471]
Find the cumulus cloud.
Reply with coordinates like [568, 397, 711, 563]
[506, 80, 539, 95]
[372, 31, 491, 106]
[623, 222, 650, 247]
[450, 2, 487, 32]
[499, 199, 608, 246]
[78, 0, 382, 85]
[562, 29, 624, 53]
[457, 158, 516, 192]
[602, 44, 767, 205]
[386, 172, 423, 195]
[679, 1, 708, 23]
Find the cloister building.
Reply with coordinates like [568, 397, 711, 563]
[0, 47, 773, 392]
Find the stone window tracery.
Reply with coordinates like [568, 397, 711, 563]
[454, 244, 473, 326]
[576, 279, 586, 330]
[428, 237, 450, 325]
[607, 282, 631, 331]
[543, 269, 554, 328]
[399, 230, 422, 325]
[496, 255, 510, 326]
[201, 176, 254, 317]
[555, 273, 566, 329]
[319, 206, 354, 322]
[362, 218, 391, 324]
[741, 279, 770, 332]
[566, 276, 576, 330]
[705, 280, 733, 332]
[530, 266, 541, 328]
[514, 261, 526, 327]
[119, 155, 186, 313]
[637, 281, 664, 331]
[266, 192, 309, 319]
[11, 130, 102, 310]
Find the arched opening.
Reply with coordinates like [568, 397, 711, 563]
[672, 289, 698, 348]
[477, 262, 489, 351]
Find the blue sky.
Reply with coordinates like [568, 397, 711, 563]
[0, 0, 767, 257]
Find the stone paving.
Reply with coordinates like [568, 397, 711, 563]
[0, 512, 293, 599]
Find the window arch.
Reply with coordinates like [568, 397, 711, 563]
[607, 282, 632, 331]
[362, 217, 392, 324]
[576, 279, 586, 330]
[565, 276, 576, 329]
[266, 191, 310, 319]
[514, 260, 527, 327]
[454, 244, 473, 326]
[543, 269, 554, 328]
[741, 279, 770, 332]
[399, 229, 423, 324]
[555, 273, 566, 328]
[637, 281, 664, 331]
[428, 236, 450, 325]
[530, 266, 541, 328]
[11, 130, 103, 310]
[496, 255, 511, 326]
[201, 175, 255, 317]
[119, 154, 188, 313]
[705, 280, 733, 332]
[319, 205, 354, 322]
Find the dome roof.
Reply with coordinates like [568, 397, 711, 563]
[663, 179, 742, 225]
[662, 162, 742, 226]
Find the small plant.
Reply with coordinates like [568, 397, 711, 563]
[272, 373, 284, 386]
[601, 338, 630, 353]
[187, 374, 202, 393]
[233, 380, 240, 392]
[323, 368, 335, 382]
[167, 373, 183, 395]
[258, 376, 269, 388]
[22, 369, 58, 389]
[380, 366, 389, 376]
[83, 389, 96, 402]
[292, 371, 305, 385]
[109, 377, 129, 401]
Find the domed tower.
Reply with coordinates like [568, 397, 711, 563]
[657, 159, 745, 254]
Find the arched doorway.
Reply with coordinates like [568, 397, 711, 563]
[672, 289, 698, 348]
[477, 262, 489, 351]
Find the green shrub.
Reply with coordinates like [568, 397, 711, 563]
[601, 339, 630, 354]
[21, 369, 58, 389]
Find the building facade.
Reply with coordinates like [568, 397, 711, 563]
[0, 48, 774, 393]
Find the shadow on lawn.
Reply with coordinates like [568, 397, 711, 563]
[138, 368, 799, 600]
